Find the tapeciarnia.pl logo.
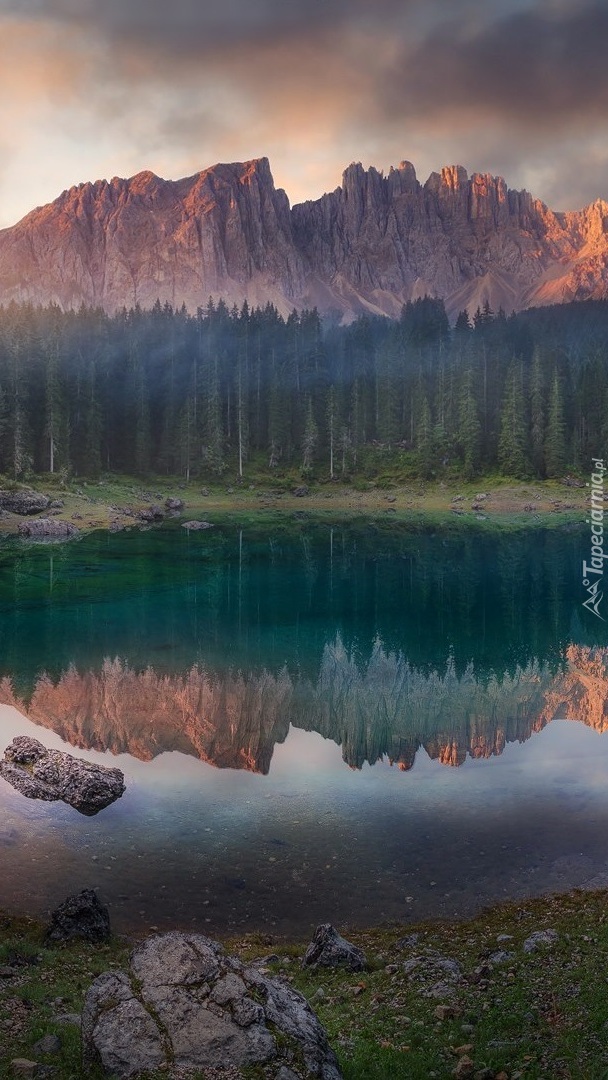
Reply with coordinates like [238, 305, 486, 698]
[582, 457, 606, 620]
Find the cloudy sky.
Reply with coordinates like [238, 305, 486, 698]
[0, 0, 606, 227]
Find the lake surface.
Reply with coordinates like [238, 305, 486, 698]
[1, 520, 608, 937]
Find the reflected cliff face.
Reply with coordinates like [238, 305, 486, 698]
[0, 523, 606, 775]
[1, 642, 606, 774]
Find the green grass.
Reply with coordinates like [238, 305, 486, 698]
[2, 890, 608, 1078]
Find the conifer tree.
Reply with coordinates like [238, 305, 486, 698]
[544, 370, 567, 477]
[498, 362, 529, 478]
[458, 368, 481, 479]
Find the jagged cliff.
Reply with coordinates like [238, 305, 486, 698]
[0, 157, 607, 319]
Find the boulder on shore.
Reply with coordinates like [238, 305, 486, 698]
[82, 931, 342, 1079]
[46, 889, 110, 944]
[302, 924, 366, 972]
[0, 736, 125, 815]
[0, 489, 50, 515]
[137, 505, 164, 522]
[18, 518, 79, 540]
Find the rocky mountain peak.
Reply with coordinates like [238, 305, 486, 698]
[1, 155, 608, 319]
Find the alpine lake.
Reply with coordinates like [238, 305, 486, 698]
[1, 517, 608, 938]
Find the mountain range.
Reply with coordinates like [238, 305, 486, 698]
[1, 156, 608, 320]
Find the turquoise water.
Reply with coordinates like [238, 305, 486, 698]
[0, 521, 607, 936]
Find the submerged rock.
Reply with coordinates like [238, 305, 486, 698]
[46, 889, 110, 944]
[0, 736, 125, 815]
[82, 931, 342, 1079]
[181, 520, 214, 530]
[302, 925, 366, 972]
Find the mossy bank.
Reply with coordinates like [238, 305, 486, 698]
[2, 888, 608, 1079]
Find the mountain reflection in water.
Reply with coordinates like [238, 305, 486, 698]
[1, 523, 608, 935]
[0, 641, 606, 774]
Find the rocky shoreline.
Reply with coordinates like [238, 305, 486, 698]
[1, 886, 606, 1079]
[0, 477, 588, 541]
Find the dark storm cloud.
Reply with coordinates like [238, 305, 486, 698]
[13, 0, 606, 135]
[1, 0, 607, 221]
[5, 0, 412, 49]
[383, 1, 608, 126]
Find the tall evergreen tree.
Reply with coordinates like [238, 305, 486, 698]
[498, 362, 529, 478]
[544, 370, 567, 477]
[458, 368, 481, 479]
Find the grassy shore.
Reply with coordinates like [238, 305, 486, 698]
[0, 473, 589, 537]
[1, 888, 608, 1079]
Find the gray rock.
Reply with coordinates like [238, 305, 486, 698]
[292, 486, 309, 497]
[181, 520, 214, 530]
[488, 951, 512, 966]
[302, 924, 365, 972]
[18, 518, 79, 540]
[0, 490, 50, 515]
[54, 1013, 81, 1028]
[46, 889, 110, 944]
[137, 505, 164, 522]
[395, 933, 420, 950]
[32, 1034, 61, 1055]
[82, 971, 165, 1077]
[9, 1061, 39, 1079]
[0, 736, 125, 815]
[523, 929, 558, 953]
[432, 958, 462, 979]
[83, 931, 342, 1079]
[165, 497, 185, 511]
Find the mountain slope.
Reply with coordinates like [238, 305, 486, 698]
[0, 156, 607, 319]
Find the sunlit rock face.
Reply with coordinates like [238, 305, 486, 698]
[1, 643, 606, 775]
[0, 157, 607, 320]
[0, 158, 306, 317]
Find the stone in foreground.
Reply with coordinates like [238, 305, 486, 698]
[0, 735, 125, 815]
[523, 929, 558, 953]
[302, 924, 366, 972]
[46, 889, 110, 944]
[82, 931, 342, 1079]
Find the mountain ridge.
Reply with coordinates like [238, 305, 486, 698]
[1, 155, 608, 320]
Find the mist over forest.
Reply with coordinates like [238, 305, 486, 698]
[0, 296, 606, 482]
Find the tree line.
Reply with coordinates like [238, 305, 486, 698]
[0, 295, 606, 481]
